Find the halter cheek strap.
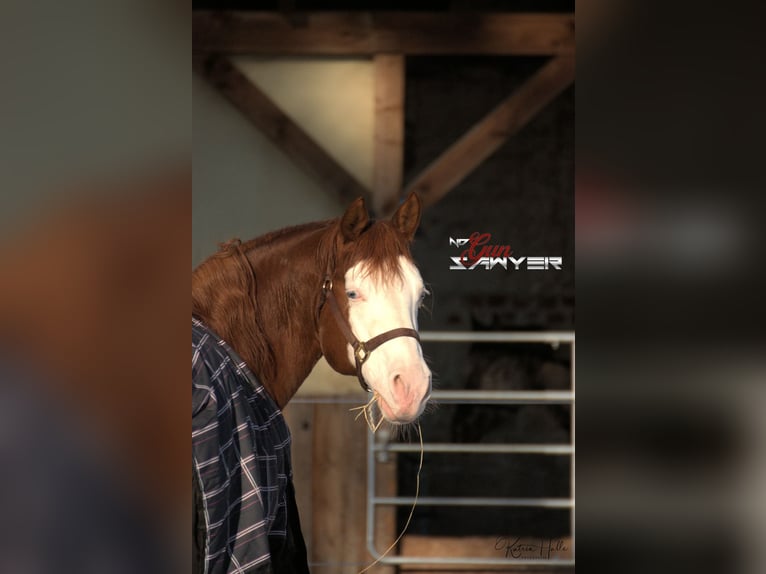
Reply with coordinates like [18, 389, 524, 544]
[318, 276, 420, 393]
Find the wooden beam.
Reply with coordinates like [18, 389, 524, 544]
[276, 0, 307, 27]
[373, 54, 405, 217]
[405, 55, 575, 207]
[194, 55, 371, 206]
[193, 12, 575, 56]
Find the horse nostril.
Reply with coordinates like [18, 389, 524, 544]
[392, 374, 411, 397]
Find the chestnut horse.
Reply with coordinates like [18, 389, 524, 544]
[192, 193, 431, 573]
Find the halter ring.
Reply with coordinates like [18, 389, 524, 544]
[354, 343, 368, 364]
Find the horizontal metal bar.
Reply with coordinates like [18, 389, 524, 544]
[432, 390, 574, 403]
[420, 330, 575, 343]
[288, 396, 366, 404]
[291, 390, 575, 405]
[373, 556, 575, 567]
[375, 442, 573, 455]
[373, 496, 573, 508]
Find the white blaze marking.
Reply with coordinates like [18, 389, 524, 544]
[344, 256, 431, 421]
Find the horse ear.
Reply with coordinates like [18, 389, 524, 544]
[391, 192, 421, 241]
[340, 197, 370, 241]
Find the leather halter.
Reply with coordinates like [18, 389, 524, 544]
[318, 276, 420, 393]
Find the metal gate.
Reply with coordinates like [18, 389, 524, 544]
[365, 330, 575, 568]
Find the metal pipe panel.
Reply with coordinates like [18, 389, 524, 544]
[360, 330, 575, 567]
[372, 496, 573, 508]
[432, 389, 574, 403]
[420, 330, 575, 343]
[375, 442, 573, 455]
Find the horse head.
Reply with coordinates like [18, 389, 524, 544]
[318, 193, 432, 424]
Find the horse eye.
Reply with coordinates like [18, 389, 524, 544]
[346, 290, 359, 300]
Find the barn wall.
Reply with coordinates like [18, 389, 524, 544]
[192, 57, 374, 266]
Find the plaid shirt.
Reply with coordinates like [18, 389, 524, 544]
[192, 318, 308, 574]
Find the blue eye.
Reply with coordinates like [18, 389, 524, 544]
[346, 290, 359, 300]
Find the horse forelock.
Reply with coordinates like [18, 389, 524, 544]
[335, 220, 413, 284]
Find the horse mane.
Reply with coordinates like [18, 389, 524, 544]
[241, 220, 332, 252]
[191, 238, 276, 384]
[192, 216, 413, 386]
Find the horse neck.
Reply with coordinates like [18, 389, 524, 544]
[194, 225, 331, 409]
[249, 228, 329, 407]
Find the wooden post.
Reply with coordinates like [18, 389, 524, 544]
[311, 403, 370, 570]
[373, 54, 405, 217]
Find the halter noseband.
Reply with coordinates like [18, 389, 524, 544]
[318, 275, 420, 393]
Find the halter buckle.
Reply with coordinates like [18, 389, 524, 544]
[322, 277, 333, 293]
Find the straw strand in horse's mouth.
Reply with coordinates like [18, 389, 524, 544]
[349, 392, 385, 433]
